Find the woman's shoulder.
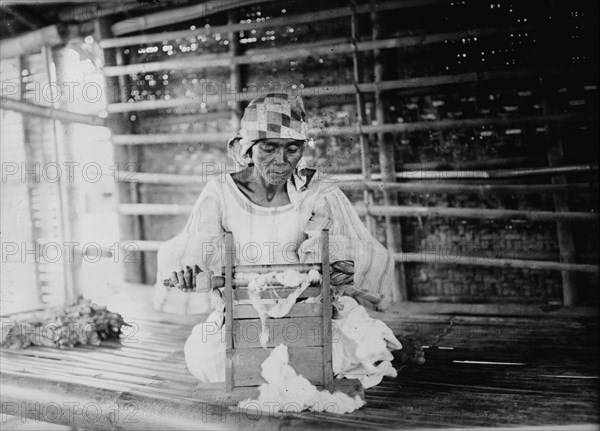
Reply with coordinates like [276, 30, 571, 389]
[305, 168, 343, 196]
[194, 173, 231, 204]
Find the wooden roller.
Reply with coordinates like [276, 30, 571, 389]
[163, 261, 354, 289]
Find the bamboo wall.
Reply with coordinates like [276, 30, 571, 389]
[0, 54, 68, 308]
[97, 0, 598, 304]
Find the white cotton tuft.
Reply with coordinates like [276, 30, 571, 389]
[238, 344, 365, 414]
[307, 269, 321, 283]
[275, 269, 304, 287]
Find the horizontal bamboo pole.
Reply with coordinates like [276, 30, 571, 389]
[321, 112, 597, 135]
[117, 203, 193, 216]
[80, 240, 164, 256]
[395, 252, 599, 273]
[338, 181, 593, 194]
[58, 2, 142, 23]
[98, 239, 598, 274]
[104, 0, 452, 46]
[390, 165, 597, 180]
[0, 25, 64, 58]
[106, 67, 579, 113]
[102, 24, 537, 77]
[401, 156, 544, 171]
[109, 113, 595, 145]
[409, 295, 556, 303]
[111, 132, 231, 145]
[356, 205, 598, 223]
[111, 0, 271, 36]
[111, 170, 211, 185]
[112, 166, 595, 187]
[117, 202, 598, 222]
[1, 98, 107, 126]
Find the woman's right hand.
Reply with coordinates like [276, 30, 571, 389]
[165, 265, 203, 292]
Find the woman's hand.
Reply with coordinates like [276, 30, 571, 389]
[163, 264, 203, 292]
[331, 260, 354, 286]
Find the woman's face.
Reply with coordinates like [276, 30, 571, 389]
[251, 138, 304, 186]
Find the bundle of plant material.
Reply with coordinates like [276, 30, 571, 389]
[1, 296, 129, 350]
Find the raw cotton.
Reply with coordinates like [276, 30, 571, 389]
[332, 296, 402, 388]
[242, 269, 321, 348]
[185, 273, 403, 388]
[238, 345, 365, 414]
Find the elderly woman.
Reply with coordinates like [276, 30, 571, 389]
[154, 93, 402, 388]
[154, 93, 396, 315]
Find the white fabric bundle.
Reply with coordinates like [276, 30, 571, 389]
[332, 296, 402, 388]
[184, 308, 225, 383]
[238, 345, 365, 414]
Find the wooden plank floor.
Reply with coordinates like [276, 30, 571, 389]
[1, 294, 598, 429]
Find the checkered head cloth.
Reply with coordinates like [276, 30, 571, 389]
[227, 93, 308, 166]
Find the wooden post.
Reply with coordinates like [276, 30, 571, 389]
[544, 94, 579, 306]
[228, 10, 242, 136]
[321, 230, 334, 392]
[17, 55, 43, 304]
[350, 1, 376, 235]
[41, 45, 81, 301]
[95, 18, 145, 283]
[224, 232, 234, 393]
[371, 5, 407, 302]
[116, 47, 147, 284]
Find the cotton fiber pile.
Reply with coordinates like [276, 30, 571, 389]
[238, 345, 365, 414]
[185, 270, 402, 395]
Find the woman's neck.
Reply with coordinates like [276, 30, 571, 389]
[231, 167, 291, 207]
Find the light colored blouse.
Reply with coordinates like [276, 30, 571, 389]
[154, 170, 395, 314]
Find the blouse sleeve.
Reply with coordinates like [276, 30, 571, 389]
[297, 185, 394, 311]
[153, 179, 225, 314]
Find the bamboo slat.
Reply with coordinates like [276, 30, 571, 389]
[338, 182, 593, 194]
[116, 202, 598, 222]
[107, 113, 595, 145]
[394, 253, 599, 273]
[102, 24, 540, 77]
[111, 0, 272, 36]
[106, 67, 589, 113]
[112, 169, 595, 187]
[111, 132, 231, 145]
[98, 239, 598, 273]
[2, 301, 598, 428]
[103, 0, 453, 45]
[0, 98, 107, 127]
[117, 203, 193, 215]
[0, 25, 64, 58]
[316, 113, 597, 136]
[356, 204, 598, 223]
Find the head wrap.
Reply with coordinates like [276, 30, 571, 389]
[227, 93, 309, 167]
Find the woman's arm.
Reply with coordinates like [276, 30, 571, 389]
[154, 179, 225, 314]
[297, 185, 395, 311]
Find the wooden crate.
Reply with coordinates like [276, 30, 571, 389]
[223, 229, 334, 394]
